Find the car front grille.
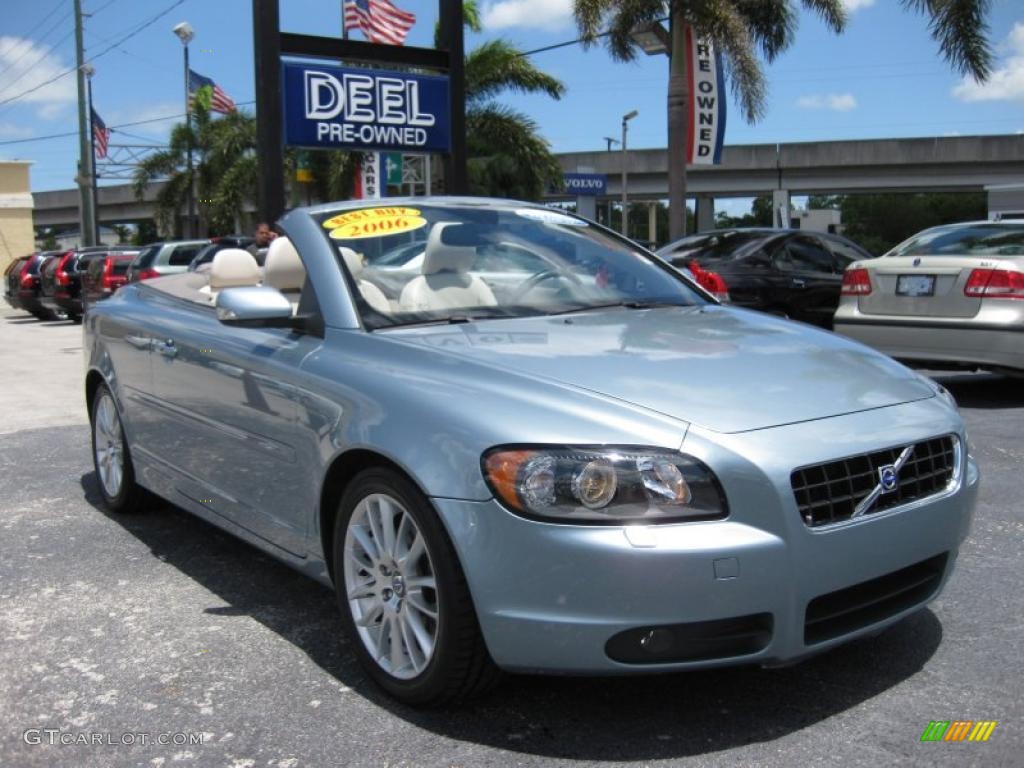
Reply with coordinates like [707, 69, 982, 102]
[791, 435, 958, 527]
[804, 552, 948, 644]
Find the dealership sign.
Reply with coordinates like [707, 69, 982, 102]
[684, 26, 726, 165]
[563, 173, 607, 196]
[282, 62, 451, 153]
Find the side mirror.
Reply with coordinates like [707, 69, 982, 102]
[216, 286, 294, 328]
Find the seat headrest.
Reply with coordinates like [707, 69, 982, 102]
[209, 248, 261, 290]
[339, 246, 366, 280]
[264, 237, 306, 292]
[422, 222, 476, 275]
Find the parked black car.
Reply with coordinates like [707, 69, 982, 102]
[188, 236, 258, 271]
[126, 239, 211, 283]
[3, 256, 29, 309]
[4, 251, 65, 319]
[40, 246, 139, 323]
[655, 228, 874, 328]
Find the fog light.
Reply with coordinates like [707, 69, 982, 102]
[572, 459, 617, 509]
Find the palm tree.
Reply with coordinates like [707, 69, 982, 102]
[465, 39, 566, 198]
[133, 103, 261, 236]
[442, 2, 567, 199]
[573, 0, 994, 240]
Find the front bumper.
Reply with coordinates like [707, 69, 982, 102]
[434, 396, 978, 674]
[834, 302, 1024, 372]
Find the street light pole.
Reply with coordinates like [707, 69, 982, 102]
[620, 110, 637, 237]
[173, 22, 195, 238]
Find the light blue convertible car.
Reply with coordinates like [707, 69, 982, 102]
[84, 199, 979, 705]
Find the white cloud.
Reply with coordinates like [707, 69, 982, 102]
[796, 92, 858, 111]
[0, 37, 76, 119]
[481, 0, 573, 31]
[841, 0, 876, 12]
[0, 122, 33, 139]
[952, 22, 1024, 102]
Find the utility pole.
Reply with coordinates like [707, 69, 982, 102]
[74, 0, 97, 246]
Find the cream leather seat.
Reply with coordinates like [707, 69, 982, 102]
[398, 223, 497, 312]
[339, 247, 391, 315]
[199, 248, 261, 300]
[264, 237, 306, 311]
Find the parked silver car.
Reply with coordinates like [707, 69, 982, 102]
[834, 220, 1024, 374]
[84, 199, 979, 706]
[126, 239, 211, 282]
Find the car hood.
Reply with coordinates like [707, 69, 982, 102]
[383, 305, 935, 433]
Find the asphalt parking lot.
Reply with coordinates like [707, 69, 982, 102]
[1, 305, 1020, 768]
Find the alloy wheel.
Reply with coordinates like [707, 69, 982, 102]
[343, 493, 439, 680]
[93, 392, 124, 498]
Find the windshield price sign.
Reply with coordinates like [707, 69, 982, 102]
[283, 62, 451, 153]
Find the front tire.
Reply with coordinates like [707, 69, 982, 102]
[91, 383, 145, 513]
[333, 468, 499, 706]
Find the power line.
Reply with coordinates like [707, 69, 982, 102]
[516, 16, 671, 58]
[0, 0, 189, 113]
[0, 100, 255, 147]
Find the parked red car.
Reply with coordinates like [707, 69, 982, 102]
[40, 246, 139, 322]
[82, 251, 138, 309]
[4, 251, 64, 319]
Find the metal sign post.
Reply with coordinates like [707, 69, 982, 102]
[252, 0, 465, 223]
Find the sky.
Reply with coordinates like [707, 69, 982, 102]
[1, 0, 1022, 212]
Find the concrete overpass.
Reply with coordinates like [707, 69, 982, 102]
[31, 134, 1024, 234]
[32, 181, 167, 230]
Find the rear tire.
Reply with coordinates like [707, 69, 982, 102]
[90, 383, 145, 514]
[333, 467, 500, 706]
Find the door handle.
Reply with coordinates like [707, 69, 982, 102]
[155, 338, 177, 359]
[791, 278, 806, 288]
[124, 334, 151, 351]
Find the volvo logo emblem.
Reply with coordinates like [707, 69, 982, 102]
[878, 465, 899, 493]
[851, 445, 915, 518]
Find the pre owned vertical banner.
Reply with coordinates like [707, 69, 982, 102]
[685, 27, 726, 165]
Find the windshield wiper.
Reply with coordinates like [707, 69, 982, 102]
[375, 313, 490, 330]
[548, 300, 688, 316]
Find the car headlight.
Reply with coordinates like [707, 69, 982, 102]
[481, 446, 728, 524]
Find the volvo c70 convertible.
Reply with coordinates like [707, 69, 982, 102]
[84, 199, 979, 705]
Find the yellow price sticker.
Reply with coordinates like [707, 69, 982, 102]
[323, 207, 427, 240]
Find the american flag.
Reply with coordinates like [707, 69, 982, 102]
[91, 108, 110, 159]
[344, 0, 416, 46]
[188, 69, 237, 114]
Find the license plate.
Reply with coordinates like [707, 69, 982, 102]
[896, 274, 935, 297]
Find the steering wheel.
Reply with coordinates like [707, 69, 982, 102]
[510, 268, 583, 304]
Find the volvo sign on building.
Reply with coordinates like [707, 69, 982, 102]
[283, 62, 451, 153]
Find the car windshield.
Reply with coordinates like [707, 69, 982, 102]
[315, 203, 707, 329]
[886, 223, 1024, 257]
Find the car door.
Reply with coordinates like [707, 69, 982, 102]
[146, 288, 320, 557]
[771, 235, 843, 326]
